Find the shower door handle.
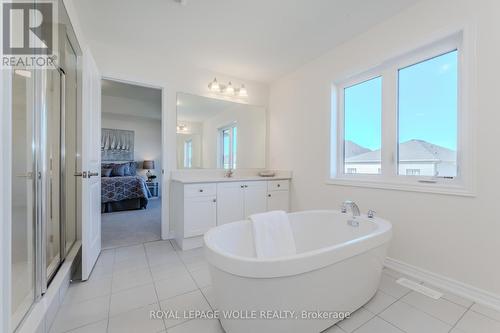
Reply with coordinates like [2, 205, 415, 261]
[15, 172, 34, 179]
[74, 171, 87, 178]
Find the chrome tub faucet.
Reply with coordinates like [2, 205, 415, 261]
[341, 200, 361, 217]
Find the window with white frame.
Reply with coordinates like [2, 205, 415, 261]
[218, 124, 237, 169]
[184, 139, 192, 168]
[330, 33, 471, 194]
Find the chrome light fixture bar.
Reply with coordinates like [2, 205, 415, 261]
[208, 78, 248, 98]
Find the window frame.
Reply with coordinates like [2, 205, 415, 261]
[218, 123, 237, 169]
[329, 31, 475, 196]
[183, 139, 192, 168]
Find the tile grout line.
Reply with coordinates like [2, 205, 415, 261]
[394, 297, 460, 328]
[363, 289, 399, 316]
[374, 315, 410, 333]
[469, 305, 500, 324]
[168, 240, 215, 329]
[447, 302, 475, 333]
[171, 240, 214, 310]
[144, 242, 168, 332]
[59, 251, 115, 333]
[57, 249, 116, 333]
[106, 248, 116, 333]
[397, 293, 469, 328]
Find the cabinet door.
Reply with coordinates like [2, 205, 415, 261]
[267, 191, 290, 212]
[216, 182, 245, 225]
[244, 182, 268, 218]
[184, 196, 216, 237]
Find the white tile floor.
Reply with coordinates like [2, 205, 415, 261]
[49, 240, 500, 333]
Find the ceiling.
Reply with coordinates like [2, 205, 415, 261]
[74, 0, 420, 83]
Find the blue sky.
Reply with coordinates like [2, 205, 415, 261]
[344, 50, 458, 151]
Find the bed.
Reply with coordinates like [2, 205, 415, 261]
[101, 162, 152, 213]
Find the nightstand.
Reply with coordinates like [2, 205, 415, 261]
[146, 181, 159, 198]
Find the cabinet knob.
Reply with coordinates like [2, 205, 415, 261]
[212, 198, 217, 203]
[240, 185, 244, 189]
[199, 189, 204, 192]
[268, 194, 271, 197]
[277, 184, 281, 187]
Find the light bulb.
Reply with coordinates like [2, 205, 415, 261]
[209, 78, 220, 92]
[239, 84, 248, 97]
[226, 81, 235, 95]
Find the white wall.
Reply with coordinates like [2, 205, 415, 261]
[85, 40, 269, 238]
[269, 0, 500, 297]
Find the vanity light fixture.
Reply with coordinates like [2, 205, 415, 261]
[208, 77, 248, 98]
[177, 124, 188, 132]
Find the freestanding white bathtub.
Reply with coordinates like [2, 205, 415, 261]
[204, 210, 392, 333]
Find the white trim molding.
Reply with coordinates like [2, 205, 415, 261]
[385, 257, 500, 311]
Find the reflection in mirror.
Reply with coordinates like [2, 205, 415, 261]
[176, 93, 266, 169]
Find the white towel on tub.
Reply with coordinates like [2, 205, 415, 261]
[250, 210, 296, 259]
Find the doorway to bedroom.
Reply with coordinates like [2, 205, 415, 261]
[100, 79, 163, 249]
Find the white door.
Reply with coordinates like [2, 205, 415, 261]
[81, 50, 101, 281]
[244, 182, 268, 218]
[184, 196, 217, 237]
[267, 191, 290, 212]
[216, 182, 245, 225]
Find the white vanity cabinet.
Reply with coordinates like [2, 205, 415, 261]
[217, 181, 268, 225]
[172, 178, 290, 250]
[267, 180, 290, 212]
[216, 182, 245, 226]
[172, 182, 217, 250]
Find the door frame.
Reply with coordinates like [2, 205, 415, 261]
[100, 75, 168, 240]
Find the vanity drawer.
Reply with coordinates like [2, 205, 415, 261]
[184, 183, 216, 197]
[267, 180, 289, 191]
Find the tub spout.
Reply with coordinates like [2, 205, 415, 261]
[342, 200, 361, 218]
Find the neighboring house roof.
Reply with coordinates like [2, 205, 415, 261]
[344, 140, 371, 158]
[345, 139, 456, 163]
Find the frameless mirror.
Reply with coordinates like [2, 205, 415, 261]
[176, 93, 266, 169]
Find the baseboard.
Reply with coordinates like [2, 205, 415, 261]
[385, 257, 500, 311]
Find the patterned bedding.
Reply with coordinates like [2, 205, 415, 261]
[101, 176, 151, 204]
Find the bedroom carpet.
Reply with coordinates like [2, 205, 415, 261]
[101, 199, 162, 249]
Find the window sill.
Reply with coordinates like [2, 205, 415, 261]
[326, 177, 475, 197]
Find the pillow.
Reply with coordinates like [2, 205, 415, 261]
[128, 162, 137, 176]
[101, 168, 112, 177]
[111, 164, 127, 177]
[123, 163, 131, 176]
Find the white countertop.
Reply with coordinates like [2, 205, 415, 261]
[171, 175, 291, 184]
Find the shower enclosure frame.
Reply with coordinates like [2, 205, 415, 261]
[9, 42, 80, 333]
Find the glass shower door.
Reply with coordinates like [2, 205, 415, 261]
[11, 68, 36, 330]
[45, 68, 63, 281]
